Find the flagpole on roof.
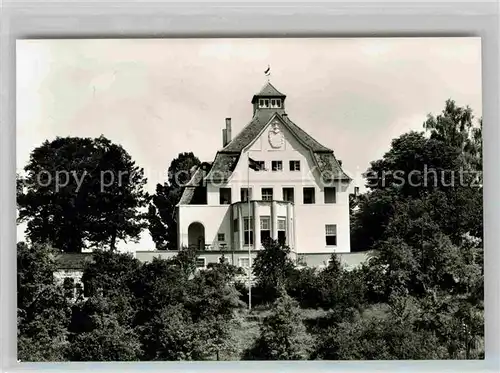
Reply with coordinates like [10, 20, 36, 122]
[247, 151, 252, 311]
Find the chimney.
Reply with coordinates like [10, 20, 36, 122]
[282, 113, 288, 119]
[222, 129, 227, 147]
[338, 159, 342, 167]
[225, 118, 232, 144]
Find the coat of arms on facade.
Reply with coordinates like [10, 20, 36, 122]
[268, 122, 284, 149]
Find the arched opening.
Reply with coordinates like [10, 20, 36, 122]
[188, 222, 205, 250]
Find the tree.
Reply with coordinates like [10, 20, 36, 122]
[424, 99, 481, 170]
[243, 292, 312, 360]
[17, 136, 149, 252]
[17, 242, 72, 361]
[147, 152, 200, 250]
[252, 239, 295, 303]
[313, 301, 446, 360]
[139, 305, 207, 361]
[80, 250, 141, 326]
[351, 101, 482, 252]
[68, 312, 141, 361]
[285, 266, 321, 309]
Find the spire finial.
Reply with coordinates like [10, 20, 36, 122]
[264, 64, 271, 82]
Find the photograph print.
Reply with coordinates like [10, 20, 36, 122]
[16, 37, 483, 361]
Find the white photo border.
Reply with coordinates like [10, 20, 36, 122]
[1, 1, 498, 372]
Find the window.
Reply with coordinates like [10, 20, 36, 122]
[303, 187, 315, 204]
[283, 187, 294, 203]
[192, 186, 207, 204]
[272, 161, 283, 171]
[262, 188, 273, 201]
[277, 217, 286, 245]
[233, 218, 239, 232]
[324, 187, 337, 204]
[244, 217, 253, 231]
[241, 187, 252, 202]
[239, 257, 250, 268]
[196, 257, 206, 268]
[250, 160, 267, 171]
[325, 224, 337, 246]
[260, 216, 271, 245]
[259, 99, 270, 108]
[270, 99, 282, 108]
[289, 160, 300, 171]
[219, 188, 231, 204]
[218, 233, 225, 242]
[243, 217, 254, 245]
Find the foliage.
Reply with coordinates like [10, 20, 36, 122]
[351, 101, 482, 252]
[134, 251, 243, 361]
[17, 242, 72, 361]
[138, 305, 206, 361]
[17, 100, 484, 362]
[243, 292, 312, 360]
[17, 136, 149, 252]
[252, 239, 295, 303]
[313, 301, 447, 360]
[80, 250, 141, 320]
[147, 152, 200, 249]
[68, 312, 141, 361]
[286, 255, 366, 313]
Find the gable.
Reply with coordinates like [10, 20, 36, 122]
[203, 112, 351, 185]
[247, 115, 309, 153]
[221, 111, 333, 154]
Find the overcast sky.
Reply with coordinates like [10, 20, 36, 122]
[16, 37, 482, 251]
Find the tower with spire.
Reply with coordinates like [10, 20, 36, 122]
[251, 81, 286, 115]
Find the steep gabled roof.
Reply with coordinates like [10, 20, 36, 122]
[220, 110, 276, 153]
[204, 111, 351, 184]
[251, 82, 286, 103]
[220, 110, 332, 154]
[282, 115, 333, 153]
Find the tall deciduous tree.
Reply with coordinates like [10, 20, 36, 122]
[147, 152, 200, 250]
[17, 136, 149, 252]
[351, 100, 482, 252]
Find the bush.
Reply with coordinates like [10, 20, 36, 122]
[242, 292, 313, 360]
[313, 303, 447, 360]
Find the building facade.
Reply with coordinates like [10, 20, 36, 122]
[171, 81, 353, 267]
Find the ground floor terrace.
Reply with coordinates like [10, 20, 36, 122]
[135, 249, 372, 271]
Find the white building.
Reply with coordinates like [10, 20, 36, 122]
[170, 81, 353, 268]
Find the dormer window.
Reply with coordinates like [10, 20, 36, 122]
[258, 98, 282, 109]
[270, 99, 282, 108]
[259, 98, 270, 108]
[252, 82, 286, 113]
